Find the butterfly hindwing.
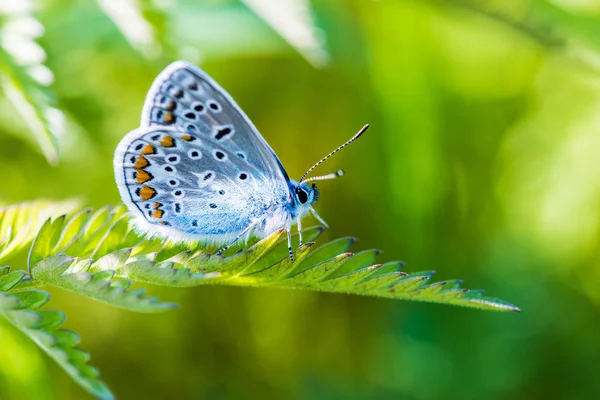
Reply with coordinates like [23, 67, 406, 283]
[116, 126, 286, 242]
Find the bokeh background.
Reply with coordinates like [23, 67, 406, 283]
[1, 0, 600, 399]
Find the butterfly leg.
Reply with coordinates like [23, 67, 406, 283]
[286, 217, 295, 263]
[309, 208, 328, 228]
[215, 222, 257, 257]
[296, 214, 303, 247]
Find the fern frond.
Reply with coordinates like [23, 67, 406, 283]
[0, 266, 114, 400]
[30, 254, 176, 313]
[26, 205, 518, 312]
[1, 202, 519, 400]
[0, 200, 80, 262]
[0, 3, 65, 164]
[242, 0, 329, 67]
[97, 0, 169, 58]
[16, 206, 174, 312]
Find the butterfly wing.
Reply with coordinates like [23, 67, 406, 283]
[141, 61, 290, 184]
[114, 62, 291, 243]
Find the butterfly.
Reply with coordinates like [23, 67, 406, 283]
[114, 61, 367, 261]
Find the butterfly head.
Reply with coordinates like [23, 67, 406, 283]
[293, 182, 320, 208]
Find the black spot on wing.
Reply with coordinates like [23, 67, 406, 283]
[215, 126, 232, 140]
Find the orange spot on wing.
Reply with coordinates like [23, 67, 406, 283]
[153, 202, 162, 209]
[133, 156, 149, 169]
[181, 134, 194, 141]
[165, 101, 176, 111]
[140, 186, 157, 200]
[141, 144, 156, 155]
[160, 135, 175, 147]
[163, 112, 175, 124]
[152, 209, 164, 218]
[136, 169, 152, 184]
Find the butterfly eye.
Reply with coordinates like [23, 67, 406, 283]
[297, 188, 309, 204]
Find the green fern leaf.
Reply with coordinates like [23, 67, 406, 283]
[26, 213, 176, 313]
[22, 205, 518, 312]
[97, 0, 171, 58]
[0, 3, 66, 165]
[0, 202, 520, 400]
[7, 204, 521, 313]
[30, 253, 176, 312]
[24, 209, 175, 312]
[0, 201, 80, 263]
[0, 266, 114, 400]
[242, 0, 329, 67]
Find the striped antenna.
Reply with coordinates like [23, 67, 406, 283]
[302, 170, 344, 183]
[299, 124, 369, 184]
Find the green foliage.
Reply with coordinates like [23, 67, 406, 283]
[5, 0, 599, 398]
[0, 4, 64, 165]
[0, 267, 113, 400]
[32, 255, 177, 312]
[0, 201, 518, 399]
[241, 0, 329, 66]
[0, 0, 328, 167]
[0, 200, 79, 262]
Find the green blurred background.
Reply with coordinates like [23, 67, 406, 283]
[1, 0, 600, 398]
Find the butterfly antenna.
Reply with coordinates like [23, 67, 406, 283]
[299, 124, 369, 184]
[302, 170, 344, 183]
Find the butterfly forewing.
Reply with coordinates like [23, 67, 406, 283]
[114, 62, 291, 243]
[141, 61, 290, 184]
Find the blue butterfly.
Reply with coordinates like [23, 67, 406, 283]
[114, 61, 367, 261]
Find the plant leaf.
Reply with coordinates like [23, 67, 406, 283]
[0, 201, 521, 400]
[96, 0, 169, 58]
[30, 254, 176, 313]
[0, 200, 80, 263]
[0, 3, 65, 165]
[22, 205, 519, 312]
[26, 209, 175, 312]
[0, 266, 114, 400]
[242, 0, 329, 67]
